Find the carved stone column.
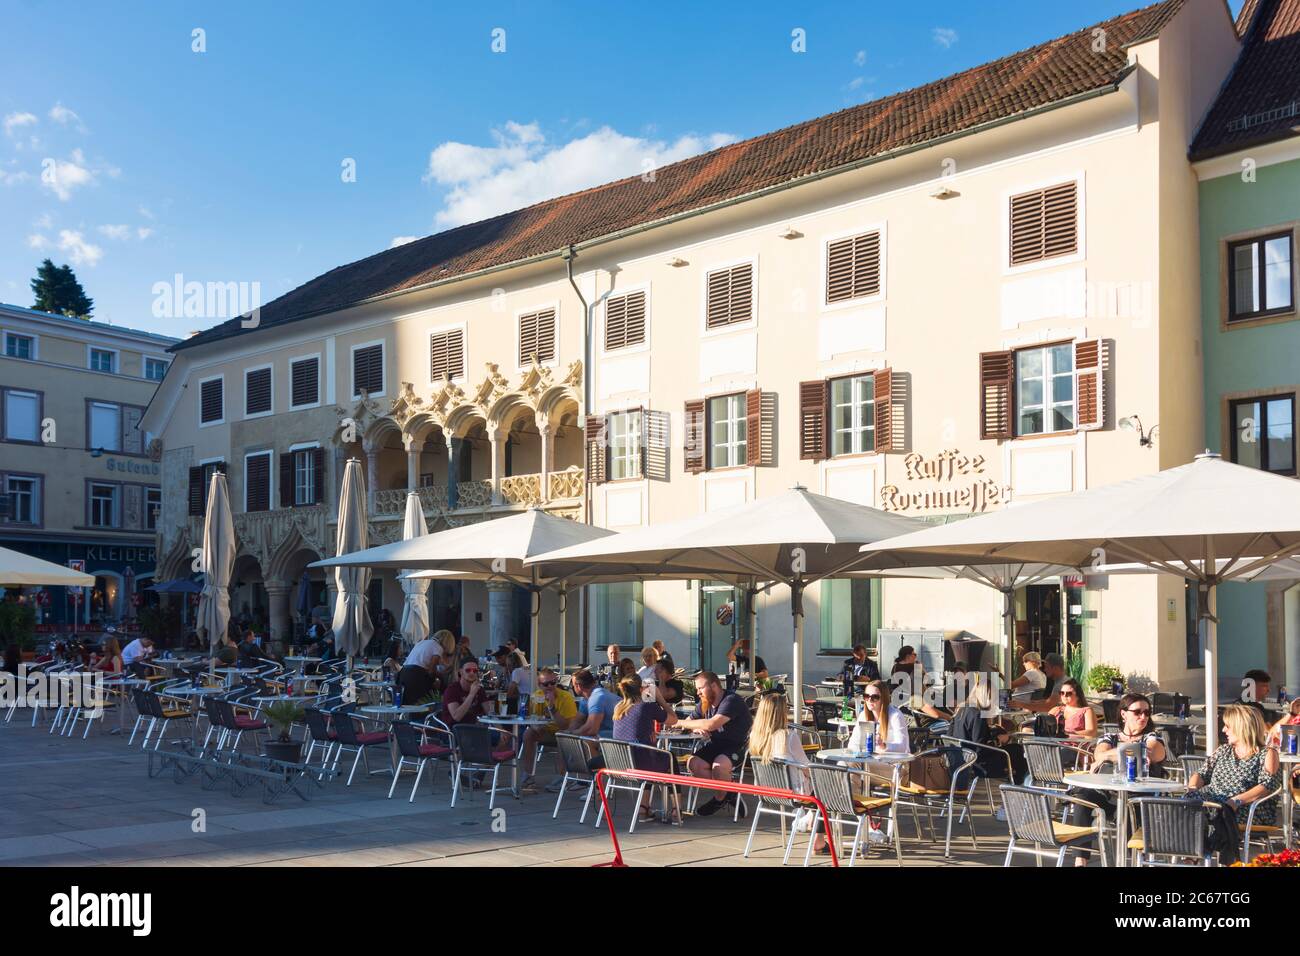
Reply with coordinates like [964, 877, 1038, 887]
[265, 578, 292, 649]
[404, 437, 424, 492]
[363, 441, 380, 513]
[489, 427, 506, 506]
[486, 580, 516, 651]
[538, 414, 554, 504]
[446, 438, 459, 510]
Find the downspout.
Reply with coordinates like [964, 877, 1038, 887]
[563, 244, 592, 671]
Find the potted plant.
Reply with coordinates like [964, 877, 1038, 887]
[261, 700, 306, 763]
[1086, 662, 1124, 696]
[0, 602, 36, 661]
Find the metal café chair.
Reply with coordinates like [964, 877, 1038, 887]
[131, 687, 193, 750]
[743, 758, 811, 865]
[1178, 753, 1208, 783]
[1022, 738, 1092, 798]
[389, 720, 456, 801]
[1128, 796, 1221, 866]
[1000, 784, 1109, 867]
[450, 723, 518, 810]
[941, 734, 1014, 816]
[1242, 785, 1286, 860]
[331, 712, 392, 786]
[895, 742, 981, 858]
[805, 762, 901, 867]
[595, 738, 681, 833]
[552, 733, 599, 823]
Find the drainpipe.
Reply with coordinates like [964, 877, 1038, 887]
[562, 244, 592, 669]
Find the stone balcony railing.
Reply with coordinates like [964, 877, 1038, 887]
[370, 468, 584, 520]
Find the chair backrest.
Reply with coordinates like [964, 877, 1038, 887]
[555, 733, 595, 776]
[1160, 725, 1196, 759]
[810, 700, 840, 733]
[1151, 692, 1175, 713]
[1023, 740, 1067, 786]
[807, 762, 861, 817]
[1000, 785, 1062, 846]
[1133, 797, 1208, 859]
[1179, 754, 1208, 781]
[453, 722, 497, 764]
[391, 720, 424, 758]
[303, 707, 332, 742]
[751, 758, 801, 811]
[596, 737, 637, 774]
[203, 696, 224, 726]
[1101, 698, 1121, 724]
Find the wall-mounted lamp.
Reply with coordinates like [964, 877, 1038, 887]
[1119, 415, 1158, 448]
[930, 185, 959, 200]
[778, 226, 803, 239]
[665, 256, 688, 268]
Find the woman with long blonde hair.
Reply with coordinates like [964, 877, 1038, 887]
[849, 679, 910, 753]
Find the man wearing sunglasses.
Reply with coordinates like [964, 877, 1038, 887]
[518, 667, 580, 794]
[441, 659, 490, 728]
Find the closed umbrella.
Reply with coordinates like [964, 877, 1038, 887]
[527, 486, 925, 722]
[398, 492, 431, 650]
[331, 459, 373, 665]
[857, 453, 1300, 750]
[196, 471, 235, 674]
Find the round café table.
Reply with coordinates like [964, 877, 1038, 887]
[1063, 771, 1186, 868]
[101, 676, 148, 733]
[283, 656, 321, 674]
[480, 714, 553, 792]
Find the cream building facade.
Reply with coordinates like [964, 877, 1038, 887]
[143, 0, 1245, 693]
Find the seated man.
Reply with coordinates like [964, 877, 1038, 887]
[564, 668, 620, 784]
[727, 638, 767, 681]
[518, 667, 580, 793]
[1240, 669, 1273, 717]
[676, 670, 752, 818]
[595, 643, 620, 686]
[237, 628, 273, 668]
[841, 643, 880, 684]
[440, 659, 489, 728]
[121, 635, 156, 678]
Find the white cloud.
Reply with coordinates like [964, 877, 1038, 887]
[48, 102, 86, 131]
[138, 205, 155, 220]
[4, 111, 37, 136]
[40, 148, 96, 201]
[1, 168, 31, 186]
[27, 233, 50, 250]
[854, 50, 867, 67]
[424, 122, 737, 228]
[136, 226, 153, 240]
[57, 229, 103, 266]
[389, 235, 418, 248]
[932, 27, 958, 49]
[98, 223, 131, 240]
[33, 212, 53, 229]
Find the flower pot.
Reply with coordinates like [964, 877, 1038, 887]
[264, 739, 303, 764]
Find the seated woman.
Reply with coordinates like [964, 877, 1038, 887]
[1009, 651, 1047, 701]
[654, 659, 685, 708]
[93, 637, 123, 674]
[1188, 704, 1282, 864]
[636, 646, 658, 682]
[848, 679, 910, 754]
[1266, 698, 1300, 790]
[889, 661, 949, 722]
[749, 691, 829, 853]
[612, 674, 678, 821]
[1090, 692, 1166, 776]
[947, 672, 1026, 781]
[1051, 678, 1098, 739]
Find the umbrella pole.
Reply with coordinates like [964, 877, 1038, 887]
[1002, 587, 1014, 688]
[747, 581, 759, 690]
[1202, 582, 1217, 757]
[791, 580, 805, 725]
[558, 584, 568, 676]
[530, 588, 540, 698]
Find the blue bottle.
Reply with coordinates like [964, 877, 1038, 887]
[1125, 754, 1136, 782]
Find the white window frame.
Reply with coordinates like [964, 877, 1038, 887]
[1002, 170, 1087, 277]
[145, 486, 162, 531]
[87, 345, 119, 374]
[1014, 342, 1076, 437]
[198, 374, 225, 428]
[289, 441, 321, 506]
[89, 400, 123, 452]
[700, 255, 759, 339]
[243, 362, 274, 419]
[143, 355, 169, 381]
[829, 373, 877, 457]
[707, 392, 748, 469]
[350, 339, 386, 400]
[243, 450, 274, 512]
[426, 323, 468, 384]
[599, 284, 651, 356]
[5, 475, 39, 524]
[608, 409, 644, 481]
[4, 389, 41, 443]
[289, 352, 322, 409]
[3, 331, 38, 361]
[819, 222, 888, 312]
[89, 482, 119, 528]
[515, 302, 561, 372]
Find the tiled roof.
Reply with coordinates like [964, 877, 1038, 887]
[176, 0, 1185, 353]
[1191, 0, 1300, 159]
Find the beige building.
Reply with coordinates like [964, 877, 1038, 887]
[144, 0, 1245, 693]
[0, 303, 178, 626]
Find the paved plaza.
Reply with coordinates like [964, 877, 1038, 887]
[0, 717, 1011, 868]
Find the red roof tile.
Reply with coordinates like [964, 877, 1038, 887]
[177, 1, 1185, 352]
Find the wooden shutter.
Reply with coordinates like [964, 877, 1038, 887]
[605, 291, 647, 350]
[121, 405, 143, 454]
[826, 231, 881, 303]
[799, 380, 828, 461]
[291, 358, 319, 407]
[743, 389, 774, 467]
[200, 378, 223, 424]
[706, 264, 753, 329]
[430, 330, 464, 380]
[245, 367, 272, 415]
[683, 399, 706, 474]
[1074, 338, 1107, 431]
[279, 453, 294, 507]
[519, 309, 556, 365]
[643, 409, 670, 481]
[311, 448, 325, 505]
[352, 344, 383, 395]
[246, 453, 271, 512]
[188, 466, 204, 516]
[1010, 181, 1078, 266]
[585, 415, 607, 485]
[979, 351, 1014, 440]
[874, 367, 896, 453]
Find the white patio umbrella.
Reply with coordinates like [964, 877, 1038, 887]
[527, 486, 925, 722]
[0, 545, 94, 587]
[331, 459, 373, 665]
[195, 470, 235, 675]
[314, 508, 726, 694]
[856, 454, 1300, 750]
[398, 493, 431, 650]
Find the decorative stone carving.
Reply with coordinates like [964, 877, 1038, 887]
[471, 363, 511, 408]
[389, 382, 428, 429]
[548, 467, 585, 501]
[331, 390, 386, 444]
[499, 474, 542, 506]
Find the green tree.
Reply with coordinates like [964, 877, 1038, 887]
[30, 258, 94, 318]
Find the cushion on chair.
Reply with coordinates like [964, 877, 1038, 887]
[1052, 822, 1099, 843]
[491, 749, 516, 762]
[852, 796, 892, 814]
[898, 781, 948, 796]
[356, 731, 389, 745]
[161, 710, 190, 719]
[234, 718, 267, 730]
[419, 744, 452, 757]
[1127, 829, 1144, 850]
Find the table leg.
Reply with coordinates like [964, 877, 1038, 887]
[1114, 791, 1128, 868]
[1285, 770, 1294, 849]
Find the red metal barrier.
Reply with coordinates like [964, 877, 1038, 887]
[589, 768, 841, 868]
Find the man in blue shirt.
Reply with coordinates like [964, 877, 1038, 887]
[570, 668, 618, 737]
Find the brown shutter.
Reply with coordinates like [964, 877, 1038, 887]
[605, 295, 626, 351]
[311, 448, 325, 505]
[121, 405, 143, 454]
[683, 399, 706, 473]
[245, 367, 272, 415]
[979, 351, 1014, 440]
[874, 367, 896, 453]
[519, 309, 556, 364]
[624, 291, 646, 347]
[745, 390, 762, 467]
[279, 453, 294, 507]
[585, 414, 607, 485]
[353, 344, 383, 395]
[826, 231, 881, 303]
[799, 380, 828, 460]
[188, 466, 203, 516]
[291, 357, 319, 407]
[706, 264, 753, 329]
[1010, 181, 1077, 266]
[430, 330, 464, 380]
[518, 312, 536, 365]
[1075, 338, 1107, 431]
[200, 379, 223, 423]
[246, 454, 270, 512]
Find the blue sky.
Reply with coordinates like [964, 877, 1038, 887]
[0, 0, 1244, 337]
